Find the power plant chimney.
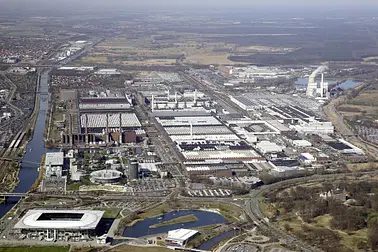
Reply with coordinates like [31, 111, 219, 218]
[194, 89, 197, 105]
[190, 123, 193, 138]
[152, 95, 155, 112]
[119, 113, 122, 144]
[69, 114, 73, 146]
[106, 114, 109, 143]
[85, 114, 89, 145]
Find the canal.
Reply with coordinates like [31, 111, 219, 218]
[0, 71, 52, 218]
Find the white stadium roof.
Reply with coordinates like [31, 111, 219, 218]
[14, 210, 104, 230]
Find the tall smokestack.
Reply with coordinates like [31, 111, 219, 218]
[321, 73, 324, 84]
[106, 114, 109, 143]
[194, 89, 197, 104]
[175, 92, 177, 103]
[85, 114, 89, 144]
[190, 123, 193, 138]
[119, 113, 122, 144]
[69, 114, 73, 146]
[152, 95, 155, 112]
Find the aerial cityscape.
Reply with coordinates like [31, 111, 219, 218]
[0, 0, 378, 251]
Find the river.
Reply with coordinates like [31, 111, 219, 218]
[0, 71, 52, 218]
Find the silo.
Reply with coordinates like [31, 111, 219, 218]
[129, 159, 139, 179]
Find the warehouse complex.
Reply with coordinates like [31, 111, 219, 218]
[62, 89, 143, 146]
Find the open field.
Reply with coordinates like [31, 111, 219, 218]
[347, 162, 378, 172]
[138, 203, 171, 219]
[149, 214, 198, 228]
[94, 208, 121, 219]
[0, 247, 68, 252]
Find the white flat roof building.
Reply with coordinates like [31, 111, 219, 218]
[14, 209, 104, 230]
[156, 116, 222, 127]
[80, 113, 141, 129]
[166, 228, 199, 247]
[45, 152, 64, 167]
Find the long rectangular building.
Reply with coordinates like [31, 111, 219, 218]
[80, 113, 141, 133]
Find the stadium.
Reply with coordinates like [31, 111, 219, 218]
[14, 209, 104, 242]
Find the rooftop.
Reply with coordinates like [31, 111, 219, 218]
[167, 229, 199, 242]
[45, 152, 64, 166]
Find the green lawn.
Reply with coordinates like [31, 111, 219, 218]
[0, 247, 69, 252]
[95, 208, 122, 219]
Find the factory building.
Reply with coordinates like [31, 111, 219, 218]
[256, 141, 283, 154]
[44, 152, 65, 178]
[80, 113, 141, 133]
[14, 209, 104, 242]
[218, 66, 233, 76]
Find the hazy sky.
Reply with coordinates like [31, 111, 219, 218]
[2, 0, 378, 7]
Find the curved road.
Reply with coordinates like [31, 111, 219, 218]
[245, 172, 378, 252]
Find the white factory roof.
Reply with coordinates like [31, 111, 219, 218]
[79, 103, 131, 110]
[164, 125, 232, 136]
[14, 209, 104, 230]
[156, 116, 222, 127]
[80, 113, 141, 128]
[45, 152, 64, 166]
[182, 149, 261, 160]
[301, 153, 316, 161]
[167, 229, 199, 242]
[256, 141, 283, 153]
[95, 69, 119, 75]
[293, 140, 312, 147]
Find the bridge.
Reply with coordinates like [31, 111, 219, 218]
[0, 157, 40, 165]
[0, 193, 26, 198]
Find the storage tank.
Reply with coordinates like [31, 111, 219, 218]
[129, 160, 139, 179]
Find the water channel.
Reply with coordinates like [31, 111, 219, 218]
[197, 230, 234, 250]
[123, 210, 226, 238]
[0, 71, 52, 218]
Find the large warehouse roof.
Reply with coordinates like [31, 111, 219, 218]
[80, 113, 141, 128]
[156, 116, 222, 127]
[14, 210, 104, 230]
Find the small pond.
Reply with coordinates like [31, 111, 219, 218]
[123, 210, 226, 238]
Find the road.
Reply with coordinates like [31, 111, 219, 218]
[323, 95, 378, 158]
[245, 171, 378, 252]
